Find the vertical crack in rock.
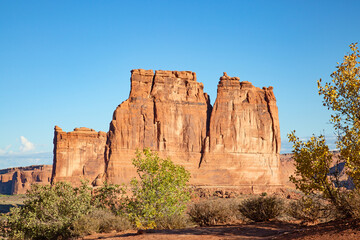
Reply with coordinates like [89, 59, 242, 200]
[264, 86, 279, 153]
[199, 94, 212, 168]
[150, 71, 156, 98]
[51, 127, 59, 184]
[142, 113, 146, 146]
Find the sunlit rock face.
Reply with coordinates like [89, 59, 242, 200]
[105, 69, 211, 184]
[52, 69, 282, 193]
[52, 126, 106, 186]
[0, 165, 52, 195]
[195, 73, 282, 191]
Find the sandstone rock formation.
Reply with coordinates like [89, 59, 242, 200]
[0, 165, 52, 195]
[279, 153, 296, 189]
[52, 126, 107, 185]
[52, 69, 282, 193]
[105, 69, 212, 184]
[195, 73, 282, 191]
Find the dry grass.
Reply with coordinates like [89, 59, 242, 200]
[188, 198, 242, 226]
[72, 209, 132, 237]
[0, 194, 26, 214]
[239, 195, 284, 222]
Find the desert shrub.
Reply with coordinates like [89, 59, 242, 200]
[71, 209, 132, 237]
[127, 148, 191, 229]
[92, 181, 127, 215]
[287, 196, 331, 223]
[153, 213, 192, 229]
[239, 196, 283, 222]
[2, 181, 93, 239]
[188, 199, 239, 226]
[336, 189, 360, 219]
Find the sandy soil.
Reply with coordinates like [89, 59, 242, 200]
[82, 220, 360, 240]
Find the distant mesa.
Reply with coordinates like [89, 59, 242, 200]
[51, 69, 282, 194]
[0, 165, 52, 195]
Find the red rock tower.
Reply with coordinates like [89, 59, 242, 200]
[194, 72, 281, 192]
[105, 69, 211, 184]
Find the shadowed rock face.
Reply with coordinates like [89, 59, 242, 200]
[52, 69, 282, 192]
[0, 165, 52, 195]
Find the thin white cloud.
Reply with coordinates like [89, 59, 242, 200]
[0, 145, 12, 155]
[281, 135, 338, 154]
[19, 136, 35, 152]
[0, 152, 52, 169]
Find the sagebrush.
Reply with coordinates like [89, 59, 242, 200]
[188, 199, 240, 226]
[1, 181, 93, 239]
[287, 196, 331, 223]
[71, 209, 132, 237]
[239, 196, 283, 222]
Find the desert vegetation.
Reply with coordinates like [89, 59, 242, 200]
[288, 43, 360, 219]
[1, 44, 360, 239]
[0, 149, 301, 240]
[0, 149, 192, 239]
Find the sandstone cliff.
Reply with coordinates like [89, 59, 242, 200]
[53, 69, 282, 193]
[52, 126, 106, 185]
[194, 73, 282, 191]
[0, 165, 52, 195]
[105, 69, 211, 184]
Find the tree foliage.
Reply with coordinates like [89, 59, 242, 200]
[2, 181, 93, 239]
[318, 43, 360, 186]
[1, 149, 193, 238]
[91, 181, 127, 215]
[127, 148, 191, 229]
[1, 181, 129, 239]
[289, 43, 360, 218]
[288, 133, 340, 201]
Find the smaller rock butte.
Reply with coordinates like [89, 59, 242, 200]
[51, 69, 282, 193]
[0, 165, 52, 195]
[52, 126, 107, 186]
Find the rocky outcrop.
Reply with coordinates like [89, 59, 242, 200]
[52, 126, 107, 186]
[194, 73, 282, 191]
[105, 69, 211, 184]
[0, 165, 52, 195]
[279, 153, 296, 189]
[53, 69, 282, 193]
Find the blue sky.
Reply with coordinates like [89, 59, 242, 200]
[1, 0, 359, 169]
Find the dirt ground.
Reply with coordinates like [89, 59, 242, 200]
[82, 220, 360, 240]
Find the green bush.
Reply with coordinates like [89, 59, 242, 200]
[71, 209, 132, 237]
[91, 181, 127, 215]
[1, 149, 194, 237]
[239, 196, 283, 222]
[2, 181, 93, 239]
[188, 199, 239, 226]
[127, 148, 191, 229]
